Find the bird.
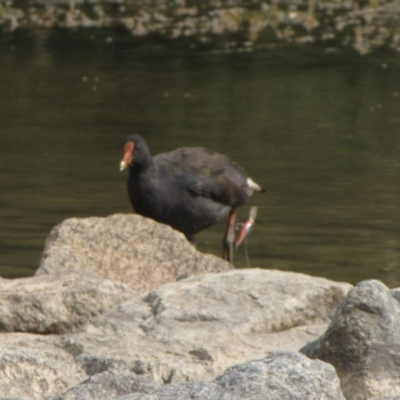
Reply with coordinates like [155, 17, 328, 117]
[120, 135, 264, 262]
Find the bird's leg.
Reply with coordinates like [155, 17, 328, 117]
[223, 208, 237, 263]
[185, 234, 196, 247]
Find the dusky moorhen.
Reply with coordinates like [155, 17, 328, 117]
[120, 135, 264, 262]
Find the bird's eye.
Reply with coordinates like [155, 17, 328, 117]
[136, 144, 141, 149]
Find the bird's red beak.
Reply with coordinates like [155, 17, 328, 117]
[120, 142, 135, 171]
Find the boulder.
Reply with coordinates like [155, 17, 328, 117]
[52, 369, 159, 400]
[0, 270, 135, 334]
[36, 214, 231, 293]
[59, 269, 351, 384]
[118, 352, 345, 400]
[301, 280, 400, 400]
[0, 341, 86, 400]
[0, 268, 351, 399]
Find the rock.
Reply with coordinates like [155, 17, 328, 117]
[390, 286, 400, 303]
[36, 214, 231, 293]
[301, 280, 400, 400]
[0, 340, 86, 400]
[0, 269, 351, 400]
[58, 269, 351, 384]
[0, 270, 135, 334]
[52, 369, 159, 400]
[118, 352, 345, 400]
[3, 0, 400, 54]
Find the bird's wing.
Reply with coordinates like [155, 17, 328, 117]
[155, 147, 249, 207]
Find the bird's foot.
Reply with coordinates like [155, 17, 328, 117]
[235, 206, 258, 249]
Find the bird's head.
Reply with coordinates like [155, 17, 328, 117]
[120, 135, 151, 171]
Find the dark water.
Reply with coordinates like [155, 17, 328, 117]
[1, 31, 400, 286]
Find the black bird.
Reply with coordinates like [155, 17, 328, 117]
[120, 135, 264, 262]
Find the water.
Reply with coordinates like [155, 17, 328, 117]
[1, 30, 400, 286]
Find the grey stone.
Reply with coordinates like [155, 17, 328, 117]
[37, 214, 231, 293]
[302, 280, 400, 400]
[0, 268, 351, 400]
[117, 352, 345, 400]
[60, 269, 351, 384]
[52, 369, 159, 400]
[0, 270, 135, 334]
[0, 342, 86, 400]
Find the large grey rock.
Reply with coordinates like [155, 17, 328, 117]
[0, 270, 135, 334]
[0, 269, 351, 400]
[302, 280, 400, 400]
[0, 341, 86, 400]
[119, 352, 345, 400]
[37, 214, 231, 293]
[52, 369, 159, 400]
[59, 269, 351, 384]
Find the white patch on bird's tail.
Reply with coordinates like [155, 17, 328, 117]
[246, 177, 264, 192]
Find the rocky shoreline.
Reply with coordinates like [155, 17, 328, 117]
[1, 0, 400, 55]
[0, 214, 400, 399]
